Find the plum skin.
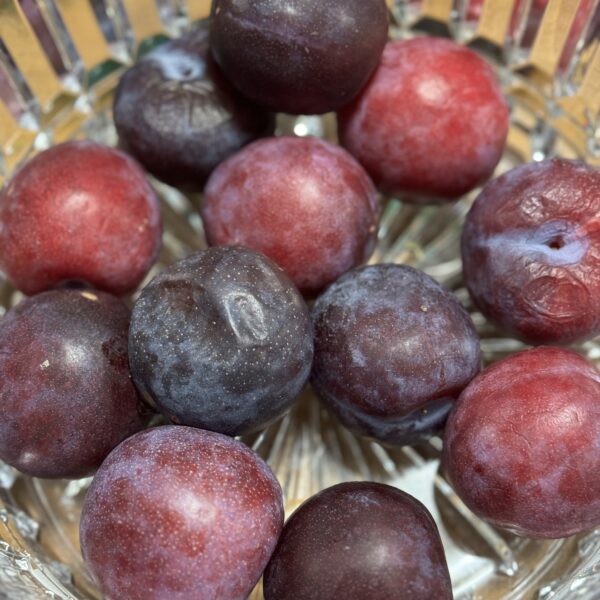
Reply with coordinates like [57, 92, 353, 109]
[263, 481, 453, 600]
[113, 24, 274, 191]
[129, 246, 313, 436]
[210, 0, 389, 115]
[443, 346, 600, 538]
[0, 289, 147, 479]
[462, 158, 600, 344]
[311, 264, 481, 446]
[80, 425, 284, 600]
[0, 140, 161, 296]
[202, 136, 380, 297]
[338, 37, 509, 203]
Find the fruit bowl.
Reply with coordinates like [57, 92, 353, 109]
[0, 0, 599, 598]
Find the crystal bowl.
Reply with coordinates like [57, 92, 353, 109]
[0, 0, 599, 598]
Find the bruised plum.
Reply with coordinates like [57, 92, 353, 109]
[311, 264, 481, 446]
[113, 24, 274, 190]
[444, 347, 600, 538]
[80, 425, 284, 600]
[0, 289, 147, 478]
[462, 158, 600, 344]
[129, 246, 313, 436]
[210, 0, 389, 115]
[263, 482, 453, 600]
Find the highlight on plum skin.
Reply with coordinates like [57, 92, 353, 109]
[129, 246, 314, 437]
[311, 264, 481, 446]
[263, 482, 453, 600]
[0, 289, 147, 479]
[202, 136, 380, 297]
[338, 37, 509, 203]
[113, 24, 274, 192]
[443, 346, 600, 539]
[462, 158, 600, 345]
[210, 0, 389, 115]
[0, 140, 161, 296]
[80, 425, 284, 600]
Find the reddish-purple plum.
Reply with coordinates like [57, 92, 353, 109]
[210, 0, 389, 115]
[0, 289, 147, 479]
[129, 246, 313, 436]
[113, 24, 274, 191]
[263, 482, 453, 600]
[311, 264, 481, 446]
[80, 425, 283, 600]
[202, 136, 380, 296]
[338, 38, 509, 203]
[443, 347, 600, 538]
[0, 141, 161, 295]
[462, 158, 600, 344]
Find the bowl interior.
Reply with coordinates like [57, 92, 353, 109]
[0, 1, 599, 599]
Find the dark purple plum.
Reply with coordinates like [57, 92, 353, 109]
[338, 38, 509, 202]
[462, 158, 600, 344]
[444, 347, 600, 538]
[0, 289, 147, 479]
[311, 264, 481, 445]
[210, 0, 389, 115]
[113, 24, 274, 191]
[80, 425, 283, 600]
[129, 246, 313, 436]
[264, 482, 453, 600]
[202, 136, 380, 297]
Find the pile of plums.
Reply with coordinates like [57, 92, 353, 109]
[0, 1, 598, 599]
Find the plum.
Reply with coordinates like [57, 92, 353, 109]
[443, 346, 600, 538]
[210, 0, 389, 115]
[113, 24, 274, 191]
[462, 158, 600, 344]
[0, 289, 147, 479]
[338, 38, 509, 203]
[311, 264, 481, 446]
[263, 481, 453, 600]
[129, 246, 313, 436]
[80, 425, 283, 600]
[0, 141, 161, 296]
[202, 136, 380, 297]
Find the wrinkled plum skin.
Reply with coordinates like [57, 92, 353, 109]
[444, 347, 600, 538]
[202, 137, 380, 297]
[210, 0, 389, 115]
[0, 140, 161, 296]
[113, 25, 274, 191]
[311, 264, 481, 446]
[462, 159, 600, 344]
[0, 289, 147, 479]
[338, 38, 509, 203]
[80, 426, 284, 600]
[129, 246, 313, 436]
[263, 482, 453, 600]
